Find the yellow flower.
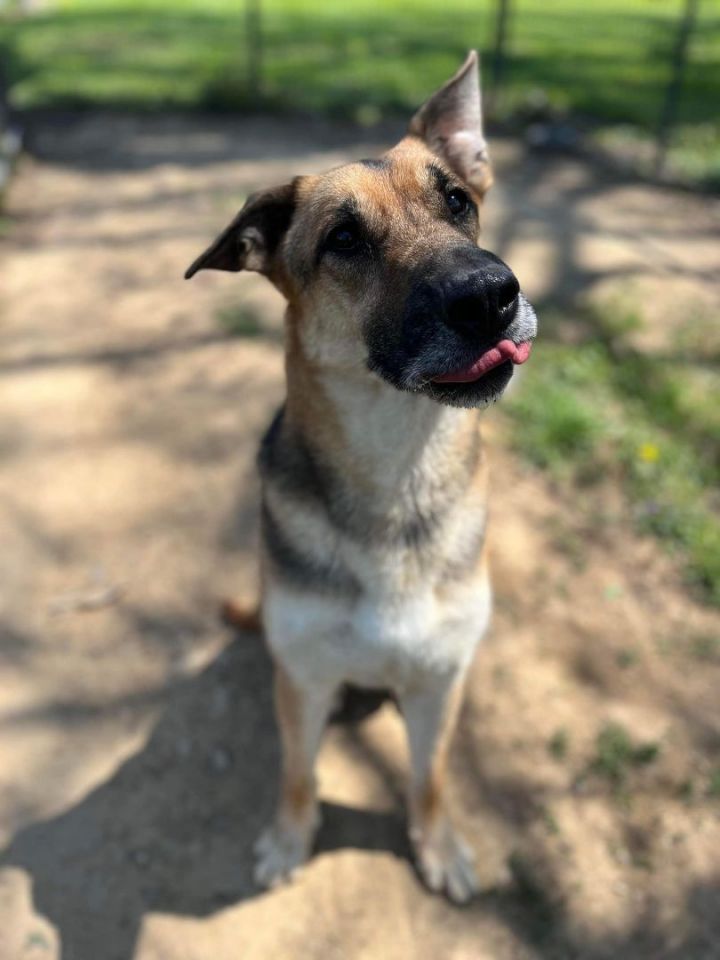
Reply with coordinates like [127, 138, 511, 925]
[638, 442, 660, 463]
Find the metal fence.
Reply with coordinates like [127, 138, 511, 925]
[238, 0, 712, 177]
[0, 0, 717, 184]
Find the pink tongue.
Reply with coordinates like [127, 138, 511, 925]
[432, 339, 532, 383]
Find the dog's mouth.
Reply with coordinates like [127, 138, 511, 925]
[366, 292, 538, 410]
[431, 339, 532, 384]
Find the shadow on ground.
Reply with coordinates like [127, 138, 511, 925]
[0, 626, 412, 960]
[2, 631, 718, 960]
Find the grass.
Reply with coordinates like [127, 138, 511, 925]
[548, 729, 569, 761]
[689, 635, 720, 662]
[616, 649, 639, 669]
[1, 0, 719, 183]
[215, 303, 264, 338]
[505, 303, 720, 607]
[709, 769, 720, 798]
[591, 723, 660, 786]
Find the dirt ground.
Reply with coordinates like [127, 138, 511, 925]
[1, 114, 719, 960]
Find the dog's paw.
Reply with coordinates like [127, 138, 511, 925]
[253, 823, 312, 889]
[411, 820, 479, 904]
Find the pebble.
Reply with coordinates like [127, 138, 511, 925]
[210, 746, 232, 773]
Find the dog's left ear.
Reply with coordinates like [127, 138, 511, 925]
[184, 181, 295, 281]
[409, 50, 492, 199]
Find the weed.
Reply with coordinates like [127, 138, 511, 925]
[215, 304, 263, 338]
[548, 729, 569, 761]
[689, 634, 720, 662]
[678, 779, 695, 803]
[541, 807, 560, 836]
[505, 306, 720, 606]
[709, 769, 720, 798]
[616, 649, 639, 669]
[591, 722, 660, 786]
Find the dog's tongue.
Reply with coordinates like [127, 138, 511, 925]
[432, 339, 532, 383]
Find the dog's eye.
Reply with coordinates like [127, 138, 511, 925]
[326, 223, 360, 253]
[446, 188, 469, 216]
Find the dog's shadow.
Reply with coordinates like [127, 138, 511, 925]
[0, 628, 411, 960]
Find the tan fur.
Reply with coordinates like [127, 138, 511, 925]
[274, 664, 315, 824]
[256, 143, 493, 896]
[411, 677, 466, 828]
[220, 598, 262, 632]
[193, 52, 537, 904]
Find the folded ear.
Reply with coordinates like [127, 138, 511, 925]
[408, 50, 492, 199]
[184, 181, 296, 280]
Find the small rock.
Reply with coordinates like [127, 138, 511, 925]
[210, 746, 232, 774]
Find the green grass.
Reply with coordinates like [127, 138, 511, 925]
[505, 304, 720, 606]
[690, 634, 720, 662]
[1, 0, 719, 181]
[592, 723, 660, 786]
[709, 769, 720, 798]
[616, 648, 639, 669]
[215, 303, 264, 338]
[548, 728, 569, 761]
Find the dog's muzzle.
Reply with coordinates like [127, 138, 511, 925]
[365, 244, 537, 409]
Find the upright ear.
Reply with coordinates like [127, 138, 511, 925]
[408, 50, 492, 199]
[184, 181, 296, 281]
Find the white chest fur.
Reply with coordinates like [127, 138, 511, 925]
[263, 569, 491, 694]
[262, 372, 491, 694]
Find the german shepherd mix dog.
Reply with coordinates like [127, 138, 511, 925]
[186, 52, 537, 903]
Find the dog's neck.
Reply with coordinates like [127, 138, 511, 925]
[284, 350, 480, 504]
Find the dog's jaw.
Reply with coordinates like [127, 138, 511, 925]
[366, 291, 537, 409]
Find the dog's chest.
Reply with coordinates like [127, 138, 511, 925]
[263, 560, 491, 692]
[260, 393, 490, 690]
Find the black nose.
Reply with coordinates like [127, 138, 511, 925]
[445, 265, 520, 339]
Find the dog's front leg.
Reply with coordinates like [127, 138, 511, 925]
[401, 674, 479, 903]
[254, 663, 335, 888]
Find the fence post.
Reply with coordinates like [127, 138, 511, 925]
[489, 0, 512, 115]
[654, 0, 699, 177]
[0, 46, 13, 202]
[245, 0, 263, 100]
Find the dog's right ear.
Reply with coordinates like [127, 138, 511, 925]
[184, 181, 295, 280]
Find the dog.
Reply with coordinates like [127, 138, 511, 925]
[186, 51, 537, 903]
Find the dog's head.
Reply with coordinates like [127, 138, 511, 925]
[186, 52, 537, 408]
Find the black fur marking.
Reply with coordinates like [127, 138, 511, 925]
[427, 161, 454, 194]
[329, 684, 395, 724]
[258, 406, 473, 550]
[364, 243, 521, 409]
[422, 361, 515, 409]
[261, 498, 361, 599]
[258, 406, 328, 505]
[358, 157, 389, 170]
[185, 181, 296, 278]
